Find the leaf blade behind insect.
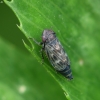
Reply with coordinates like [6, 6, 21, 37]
[4, 0, 100, 100]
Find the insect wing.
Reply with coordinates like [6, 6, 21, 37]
[45, 39, 68, 71]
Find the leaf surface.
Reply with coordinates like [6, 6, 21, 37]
[0, 38, 66, 100]
[4, 0, 100, 99]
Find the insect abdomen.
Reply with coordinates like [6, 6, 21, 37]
[58, 65, 73, 80]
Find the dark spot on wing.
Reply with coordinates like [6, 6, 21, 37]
[53, 49, 57, 53]
[51, 56, 55, 62]
[46, 50, 50, 59]
[57, 63, 61, 66]
[53, 55, 57, 60]
[59, 61, 63, 65]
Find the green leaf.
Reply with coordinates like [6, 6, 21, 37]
[4, 0, 100, 100]
[0, 38, 66, 100]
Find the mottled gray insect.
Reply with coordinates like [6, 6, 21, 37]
[30, 30, 73, 80]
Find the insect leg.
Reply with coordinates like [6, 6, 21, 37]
[40, 43, 45, 64]
[29, 37, 43, 45]
[29, 37, 44, 64]
[40, 48, 44, 64]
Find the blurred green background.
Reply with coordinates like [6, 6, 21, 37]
[0, 0, 100, 100]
